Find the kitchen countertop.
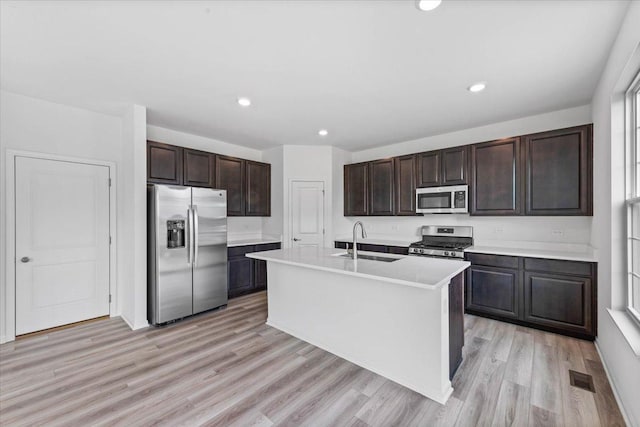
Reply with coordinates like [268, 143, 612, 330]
[227, 237, 282, 247]
[247, 247, 470, 290]
[334, 236, 417, 247]
[334, 236, 597, 263]
[465, 244, 597, 263]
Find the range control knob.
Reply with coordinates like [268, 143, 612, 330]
[451, 252, 457, 258]
[444, 251, 449, 256]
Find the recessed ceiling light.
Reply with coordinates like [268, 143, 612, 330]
[318, 129, 328, 136]
[237, 97, 251, 107]
[468, 82, 486, 93]
[416, 0, 442, 11]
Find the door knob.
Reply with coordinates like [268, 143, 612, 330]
[20, 257, 30, 263]
[292, 238, 301, 242]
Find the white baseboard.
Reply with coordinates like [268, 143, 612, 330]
[594, 340, 635, 427]
[0, 335, 8, 344]
[120, 314, 149, 331]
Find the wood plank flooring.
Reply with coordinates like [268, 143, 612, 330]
[0, 291, 626, 426]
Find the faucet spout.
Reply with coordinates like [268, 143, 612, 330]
[352, 221, 367, 261]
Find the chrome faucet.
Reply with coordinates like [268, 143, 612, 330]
[351, 221, 367, 261]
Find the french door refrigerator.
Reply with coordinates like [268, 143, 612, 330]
[148, 184, 228, 325]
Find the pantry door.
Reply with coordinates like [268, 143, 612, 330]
[15, 156, 111, 335]
[290, 181, 325, 248]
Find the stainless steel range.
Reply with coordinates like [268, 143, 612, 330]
[408, 226, 473, 259]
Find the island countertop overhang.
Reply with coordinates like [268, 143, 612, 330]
[246, 247, 470, 290]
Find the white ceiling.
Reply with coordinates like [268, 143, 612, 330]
[0, 1, 629, 151]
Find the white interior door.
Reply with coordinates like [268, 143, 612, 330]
[15, 156, 111, 335]
[290, 181, 325, 248]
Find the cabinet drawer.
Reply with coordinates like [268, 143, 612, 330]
[466, 253, 519, 269]
[524, 258, 592, 276]
[228, 245, 256, 258]
[335, 241, 349, 249]
[359, 244, 388, 253]
[254, 242, 281, 252]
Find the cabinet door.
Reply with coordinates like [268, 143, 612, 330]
[216, 155, 245, 216]
[523, 272, 593, 337]
[254, 259, 267, 291]
[147, 141, 183, 185]
[466, 265, 521, 319]
[183, 148, 214, 188]
[523, 124, 592, 216]
[470, 137, 522, 215]
[441, 146, 468, 185]
[245, 161, 271, 216]
[227, 257, 254, 298]
[369, 159, 395, 216]
[344, 163, 369, 216]
[394, 155, 416, 215]
[416, 151, 440, 187]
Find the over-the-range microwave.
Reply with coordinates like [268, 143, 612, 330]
[416, 185, 468, 214]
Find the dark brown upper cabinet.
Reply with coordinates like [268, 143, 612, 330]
[147, 141, 183, 185]
[523, 124, 592, 216]
[394, 155, 416, 216]
[245, 160, 271, 216]
[216, 155, 245, 216]
[183, 148, 215, 188]
[369, 159, 395, 216]
[344, 162, 369, 216]
[416, 146, 468, 188]
[441, 146, 468, 185]
[470, 137, 522, 216]
[416, 151, 441, 187]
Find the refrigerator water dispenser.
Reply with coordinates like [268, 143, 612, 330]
[166, 220, 185, 248]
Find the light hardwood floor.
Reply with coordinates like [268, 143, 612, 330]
[0, 291, 626, 426]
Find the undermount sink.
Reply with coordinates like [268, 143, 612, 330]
[333, 252, 401, 263]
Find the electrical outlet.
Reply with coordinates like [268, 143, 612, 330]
[493, 228, 504, 234]
[551, 230, 564, 237]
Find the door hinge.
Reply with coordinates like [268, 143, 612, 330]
[109, 236, 112, 244]
[109, 294, 112, 303]
[322, 190, 325, 195]
[108, 178, 112, 187]
[323, 228, 325, 235]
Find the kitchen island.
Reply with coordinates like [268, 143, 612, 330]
[247, 247, 470, 404]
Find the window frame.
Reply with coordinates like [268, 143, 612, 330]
[626, 70, 640, 325]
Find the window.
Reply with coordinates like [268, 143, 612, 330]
[627, 72, 640, 323]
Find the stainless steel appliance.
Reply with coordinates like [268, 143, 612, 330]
[408, 225, 473, 259]
[416, 185, 468, 214]
[148, 184, 228, 325]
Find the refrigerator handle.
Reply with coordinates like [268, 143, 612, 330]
[193, 205, 199, 266]
[187, 207, 193, 265]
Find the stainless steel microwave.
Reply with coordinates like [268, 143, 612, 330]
[416, 185, 468, 214]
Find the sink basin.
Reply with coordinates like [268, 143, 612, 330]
[333, 253, 401, 263]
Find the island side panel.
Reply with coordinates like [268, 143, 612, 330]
[449, 272, 464, 379]
[265, 261, 453, 404]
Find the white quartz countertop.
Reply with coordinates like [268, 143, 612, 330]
[465, 244, 597, 262]
[227, 237, 282, 247]
[334, 236, 415, 247]
[246, 247, 470, 290]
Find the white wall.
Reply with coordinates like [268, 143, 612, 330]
[262, 146, 284, 240]
[0, 91, 126, 341]
[120, 105, 148, 330]
[334, 105, 594, 246]
[147, 125, 265, 239]
[590, 2, 640, 425]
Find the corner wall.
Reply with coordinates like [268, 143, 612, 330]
[590, 1, 640, 425]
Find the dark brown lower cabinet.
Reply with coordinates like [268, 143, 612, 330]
[465, 252, 596, 340]
[466, 265, 521, 320]
[449, 272, 464, 380]
[227, 242, 281, 299]
[523, 272, 593, 337]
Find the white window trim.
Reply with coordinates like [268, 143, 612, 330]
[625, 70, 640, 326]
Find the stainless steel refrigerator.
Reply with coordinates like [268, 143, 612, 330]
[148, 184, 228, 325]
